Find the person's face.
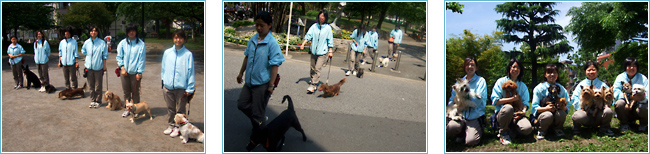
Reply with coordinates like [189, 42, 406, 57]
[586, 65, 598, 80]
[173, 35, 185, 47]
[128, 30, 137, 39]
[64, 32, 71, 39]
[255, 19, 271, 37]
[373, 27, 377, 32]
[545, 69, 558, 83]
[465, 60, 476, 76]
[509, 62, 520, 79]
[36, 32, 42, 40]
[10, 37, 17, 44]
[89, 28, 98, 38]
[319, 13, 326, 24]
[626, 63, 638, 76]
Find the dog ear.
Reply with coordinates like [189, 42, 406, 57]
[589, 85, 593, 90]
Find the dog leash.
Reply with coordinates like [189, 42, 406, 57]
[325, 48, 337, 85]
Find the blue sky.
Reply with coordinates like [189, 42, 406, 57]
[445, 2, 583, 61]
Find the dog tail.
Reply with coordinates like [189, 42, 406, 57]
[339, 78, 346, 86]
[82, 82, 87, 90]
[282, 95, 294, 111]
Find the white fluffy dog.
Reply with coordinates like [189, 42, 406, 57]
[174, 114, 204, 143]
[447, 78, 480, 121]
[378, 57, 390, 67]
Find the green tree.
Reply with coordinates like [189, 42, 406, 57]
[495, 2, 573, 86]
[117, 2, 203, 39]
[59, 2, 114, 36]
[565, 2, 648, 53]
[2, 2, 55, 39]
[446, 30, 508, 102]
[610, 41, 649, 80]
[446, 2, 464, 14]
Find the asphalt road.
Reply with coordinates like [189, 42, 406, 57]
[2, 50, 205, 152]
[222, 44, 427, 152]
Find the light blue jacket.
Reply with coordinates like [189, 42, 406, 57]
[58, 38, 78, 66]
[244, 32, 285, 87]
[390, 28, 403, 44]
[81, 37, 108, 71]
[7, 43, 25, 65]
[161, 45, 195, 93]
[447, 75, 487, 120]
[531, 82, 572, 116]
[491, 76, 530, 113]
[571, 78, 609, 110]
[365, 30, 379, 49]
[613, 72, 649, 103]
[304, 23, 333, 56]
[116, 38, 146, 74]
[33, 39, 51, 64]
[350, 29, 367, 53]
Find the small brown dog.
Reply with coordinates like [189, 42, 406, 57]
[502, 80, 525, 120]
[318, 78, 346, 97]
[603, 87, 614, 108]
[579, 85, 596, 116]
[621, 81, 633, 103]
[103, 90, 123, 110]
[591, 87, 606, 117]
[125, 99, 153, 123]
[58, 82, 87, 99]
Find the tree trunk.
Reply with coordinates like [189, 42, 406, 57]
[298, 2, 306, 15]
[530, 41, 538, 87]
[376, 4, 389, 29]
[332, 4, 343, 25]
[166, 18, 172, 39]
[156, 19, 161, 39]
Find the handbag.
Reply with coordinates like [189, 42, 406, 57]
[388, 37, 395, 43]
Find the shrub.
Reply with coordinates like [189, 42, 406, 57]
[80, 33, 88, 41]
[116, 31, 127, 41]
[232, 20, 255, 28]
[306, 10, 319, 17]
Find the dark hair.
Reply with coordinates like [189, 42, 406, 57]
[88, 25, 100, 45]
[372, 25, 377, 30]
[64, 27, 72, 39]
[10, 36, 17, 40]
[126, 24, 140, 44]
[624, 57, 639, 73]
[317, 10, 329, 24]
[254, 11, 273, 25]
[583, 60, 599, 72]
[395, 24, 400, 29]
[356, 24, 366, 38]
[172, 29, 187, 41]
[34, 31, 46, 48]
[543, 63, 559, 81]
[464, 57, 477, 74]
[506, 58, 523, 81]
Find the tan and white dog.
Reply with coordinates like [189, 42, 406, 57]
[125, 99, 153, 123]
[103, 91, 123, 110]
[174, 113, 204, 143]
[447, 78, 480, 121]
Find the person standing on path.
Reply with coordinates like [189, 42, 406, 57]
[388, 25, 403, 59]
[363, 25, 379, 64]
[58, 27, 79, 89]
[346, 24, 367, 76]
[81, 25, 108, 108]
[162, 30, 195, 137]
[8, 36, 25, 89]
[33, 31, 51, 92]
[300, 10, 334, 92]
[116, 24, 146, 104]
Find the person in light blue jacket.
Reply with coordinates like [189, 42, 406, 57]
[116, 24, 146, 104]
[446, 57, 486, 146]
[531, 63, 571, 140]
[58, 27, 79, 89]
[388, 24, 403, 59]
[613, 57, 649, 132]
[346, 24, 367, 76]
[363, 25, 379, 64]
[300, 10, 334, 92]
[571, 60, 613, 136]
[33, 31, 51, 92]
[8, 36, 25, 89]
[237, 11, 285, 130]
[491, 58, 531, 145]
[81, 26, 108, 108]
[161, 30, 195, 137]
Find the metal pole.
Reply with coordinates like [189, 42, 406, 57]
[371, 49, 378, 72]
[285, 2, 293, 57]
[394, 50, 402, 71]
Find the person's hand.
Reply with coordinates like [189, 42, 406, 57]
[136, 74, 142, 81]
[547, 104, 556, 113]
[237, 74, 244, 84]
[121, 67, 127, 76]
[512, 94, 521, 102]
[184, 92, 192, 97]
[103, 66, 107, 71]
[328, 52, 333, 57]
[300, 44, 305, 50]
[75, 63, 79, 68]
[625, 103, 633, 111]
[58, 62, 62, 68]
[8, 55, 13, 59]
[267, 86, 274, 94]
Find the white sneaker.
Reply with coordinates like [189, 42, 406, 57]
[38, 86, 45, 92]
[536, 131, 545, 140]
[307, 85, 316, 92]
[621, 124, 630, 132]
[345, 71, 351, 76]
[352, 71, 357, 76]
[170, 127, 180, 137]
[163, 125, 174, 135]
[94, 102, 101, 108]
[639, 126, 647, 132]
[89, 102, 95, 108]
[499, 132, 511, 145]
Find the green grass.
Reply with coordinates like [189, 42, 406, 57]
[446, 105, 649, 152]
[144, 37, 204, 52]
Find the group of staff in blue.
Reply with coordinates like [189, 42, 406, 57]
[446, 57, 648, 146]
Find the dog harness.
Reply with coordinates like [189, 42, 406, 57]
[179, 121, 188, 127]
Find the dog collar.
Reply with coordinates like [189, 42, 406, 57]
[128, 106, 136, 113]
[179, 121, 188, 126]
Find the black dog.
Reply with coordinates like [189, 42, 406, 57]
[43, 84, 56, 93]
[540, 84, 561, 109]
[356, 69, 364, 78]
[246, 95, 306, 152]
[22, 65, 41, 89]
